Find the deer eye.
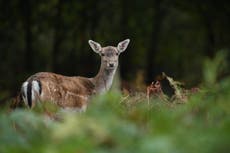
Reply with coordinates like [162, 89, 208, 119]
[101, 53, 105, 56]
[116, 53, 119, 56]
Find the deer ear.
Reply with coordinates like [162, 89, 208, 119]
[117, 39, 130, 53]
[88, 40, 102, 53]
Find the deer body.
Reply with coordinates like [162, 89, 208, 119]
[20, 39, 130, 111]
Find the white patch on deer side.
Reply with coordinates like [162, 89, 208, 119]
[22, 81, 29, 105]
[32, 80, 40, 101]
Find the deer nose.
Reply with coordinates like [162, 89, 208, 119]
[109, 63, 114, 67]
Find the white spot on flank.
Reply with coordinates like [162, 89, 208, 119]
[60, 105, 87, 113]
[46, 83, 51, 97]
[81, 104, 87, 112]
[65, 91, 89, 101]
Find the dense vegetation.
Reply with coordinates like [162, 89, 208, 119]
[0, 52, 229, 153]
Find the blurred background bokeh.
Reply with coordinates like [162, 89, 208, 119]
[0, 0, 230, 98]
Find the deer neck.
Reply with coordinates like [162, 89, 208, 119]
[92, 64, 117, 94]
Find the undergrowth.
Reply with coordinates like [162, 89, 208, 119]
[0, 51, 229, 153]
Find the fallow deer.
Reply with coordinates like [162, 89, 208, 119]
[20, 39, 130, 112]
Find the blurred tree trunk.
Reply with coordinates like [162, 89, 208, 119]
[88, 1, 99, 40]
[21, 0, 33, 73]
[120, 0, 128, 39]
[87, 1, 100, 76]
[120, 0, 130, 80]
[115, 0, 129, 88]
[51, 0, 64, 72]
[204, 18, 215, 58]
[146, 0, 166, 83]
[201, 11, 216, 58]
[76, 1, 88, 75]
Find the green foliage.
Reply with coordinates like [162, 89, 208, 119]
[203, 50, 228, 86]
[1, 75, 230, 153]
[0, 110, 51, 153]
[0, 55, 229, 153]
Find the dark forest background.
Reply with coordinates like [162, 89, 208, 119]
[0, 0, 230, 99]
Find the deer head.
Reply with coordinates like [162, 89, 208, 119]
[88, 39, 130, 70]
